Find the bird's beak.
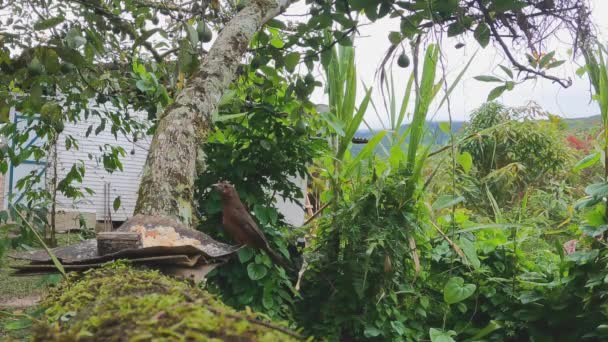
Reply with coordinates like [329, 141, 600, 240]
[211, 183, 221, 190]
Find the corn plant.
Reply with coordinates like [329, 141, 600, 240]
[581, 45, 608, 180]
[575, 44, 608, 235]
[298, 44, 478, 340]
[320, 36, 374, 161]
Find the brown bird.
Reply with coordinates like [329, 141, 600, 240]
[213, 181, 291, 269]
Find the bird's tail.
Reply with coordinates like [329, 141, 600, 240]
[265, 245, 292, 271]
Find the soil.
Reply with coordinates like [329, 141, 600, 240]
[0, 295, 42, 309]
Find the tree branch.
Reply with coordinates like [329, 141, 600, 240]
[131, 0, 195, 13]
[135, 0, 296, 223]
[68, 0, 164, 62]
[475, 0, 572, 88]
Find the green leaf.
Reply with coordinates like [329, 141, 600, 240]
[319, 112, 345, 136]
[468, 321, 503, 340]
[13, 209, 67, 279]
[388, 31, 402, 45]
[113, 196, 121, 211]
[135, 28, 162, 49]
[487, 85, 507, 101]
[321, 49, 332, 68]
[3, 319, 32, 331]
[518, 291, 544, 304]
[566, 250, 599, 265]
[343, 130, 387, 178]
[576, 66, 588, 77]
[364, 326, 382, 337]
[30, 84, 43, 108]
[0, 100, 9, 123]
[597, 325, 608, 336]
[349, 0, 368, 10]
[444, 277, 476, 304]
[474, 75, 503, 83]
[66, 27, 86, 49]
[238, 247, 254, 263]
[581, 224, 608, 237]
[432, 195, 464, 211]
[499, 65, 513, 78]
[260, 139, 271, 150]
[56, 47, 86, 67]
[474, 23, 490, 47]
[491, 0, 526, 12]
[337, 87, 373, 160]
[284, 52, 300, 73]
[262, 287, 274, 309]
[34, 16, 65, 30]
[575, 197, 602, 211]
[526, 53, 538, 68]
[539, 51, 556, 68]
[573, 152, 600, 172]
[458, 238, 480, 269]
[429, 328, 456, 342]
[400, 14, 422, 37]
[269, 37, 284, 48]
[546, 60, 565, 69]
[95, 118, 106, 135]
[186, 24, 199, 46]
[247, 263, 268, 280]
[266, 19, 286, 29]
[391, 321, 406, 336]
[253, 205, 269, 225]
[447, 21, 467, 37]
[585, 205, 606, 226]
[586, 182, 608, 197]
[404, 44, 439, 181]
[457, 152, 473, 173]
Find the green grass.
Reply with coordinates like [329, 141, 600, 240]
[0, 232, 84, 340]
[565, 115, 601, 127]
[0, 263, 49, 341]
[0, 306, 43, 341]
[0, 232, 84, 303]
[0, 264, 47, 303]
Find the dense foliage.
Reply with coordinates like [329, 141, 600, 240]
[461, 102, 570, 182]
[194, 68, 325, 320]
[35, 262, 302, 341]
[457, 101, 572, 213]
[1, 0, 606, 341]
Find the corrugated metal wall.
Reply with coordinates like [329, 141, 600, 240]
[6, 107, 306, 227]
[53, 110, 150, 222]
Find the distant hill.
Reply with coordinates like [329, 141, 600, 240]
[563, 115, 601, 131]
[354, 120, 466, 143]
[351, 121, 466, 156]
[350, 115, 601, 156]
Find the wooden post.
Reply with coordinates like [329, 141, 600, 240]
[97, 232, 142, 256]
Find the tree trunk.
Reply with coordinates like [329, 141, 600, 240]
[134, 0, 292, 225]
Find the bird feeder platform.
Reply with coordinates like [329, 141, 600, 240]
[9, 215, 239, 282]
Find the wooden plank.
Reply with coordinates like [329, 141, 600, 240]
[97, 232, 142, 256]
[10, 255, 197, 275]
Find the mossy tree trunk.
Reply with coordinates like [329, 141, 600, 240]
[134, 0, 293, 225]
[35, 264, 302, 341]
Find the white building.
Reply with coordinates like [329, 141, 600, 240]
[3, 108, 306, 231]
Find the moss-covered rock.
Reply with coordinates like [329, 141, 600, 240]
[33, 262, 305, 341]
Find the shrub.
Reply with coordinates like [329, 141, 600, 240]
[195, 69, 325, 320]
[460, 102, 571, 209]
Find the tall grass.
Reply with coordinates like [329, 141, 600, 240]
[583, 45, 608, 179]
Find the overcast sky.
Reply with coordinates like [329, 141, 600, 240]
[285, 0, 608, 128]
